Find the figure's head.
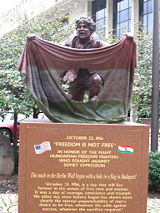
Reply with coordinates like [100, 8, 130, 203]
[75, 17, 96, 39]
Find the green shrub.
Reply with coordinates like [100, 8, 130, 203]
[149, 151, 160, 192]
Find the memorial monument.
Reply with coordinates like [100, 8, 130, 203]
[18, 17, 136, 123]
[18, 17, 149, 213]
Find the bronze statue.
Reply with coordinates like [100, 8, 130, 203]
[61, 17, 107, 102]
[19, 17, 136, 123]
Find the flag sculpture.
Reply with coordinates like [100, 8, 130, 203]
[17, 35, 136, 123]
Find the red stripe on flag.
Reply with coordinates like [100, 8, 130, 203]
[119, 144, 134, 149]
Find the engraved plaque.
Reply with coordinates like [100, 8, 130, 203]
[18, 121, 149, 213]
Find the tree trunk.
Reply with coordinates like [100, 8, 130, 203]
[12, 112, 18, 152]
[33, 107, 39, 118]
[130, 104, 138, 123]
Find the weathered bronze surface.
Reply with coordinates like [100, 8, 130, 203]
[61, 17, 107, 102]
[18, 17, 136, 123]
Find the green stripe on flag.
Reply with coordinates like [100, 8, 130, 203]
[117, 150, 133, 154]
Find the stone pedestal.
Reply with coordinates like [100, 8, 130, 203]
[18, 120, 149, 213]
[0, 135, 15, 175]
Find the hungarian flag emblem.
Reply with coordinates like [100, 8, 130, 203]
[117, 145, 134, 154]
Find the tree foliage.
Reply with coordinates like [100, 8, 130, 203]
[131, 28, 153, 118]
[0, 8, 73, 117]
[149, 151, 160, 192]
[104, 26, 153, 119]
[0, 7, 73, 146]
[0, 11, 155, 121]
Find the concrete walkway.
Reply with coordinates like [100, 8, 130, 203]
[0, 194, 18, 213]
[0, 194, 159, 213]
[147, 197, 160, 213]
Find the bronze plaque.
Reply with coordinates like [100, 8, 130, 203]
[18, 121, 149, 213]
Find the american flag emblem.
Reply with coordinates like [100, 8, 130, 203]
[34, 141, 51, 154]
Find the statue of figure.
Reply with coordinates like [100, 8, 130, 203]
[21, 17, 136, 123]
[60, 17, 107, 102]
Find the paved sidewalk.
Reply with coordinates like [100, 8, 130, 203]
[0, 194, 18, 213]
[0, 194, 160, 213]
[147, 197, 160, 213]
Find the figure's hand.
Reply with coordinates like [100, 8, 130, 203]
[27, 34, 36, 41]
[125, 32, 134, 39]
[63, 68, 78, 84]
